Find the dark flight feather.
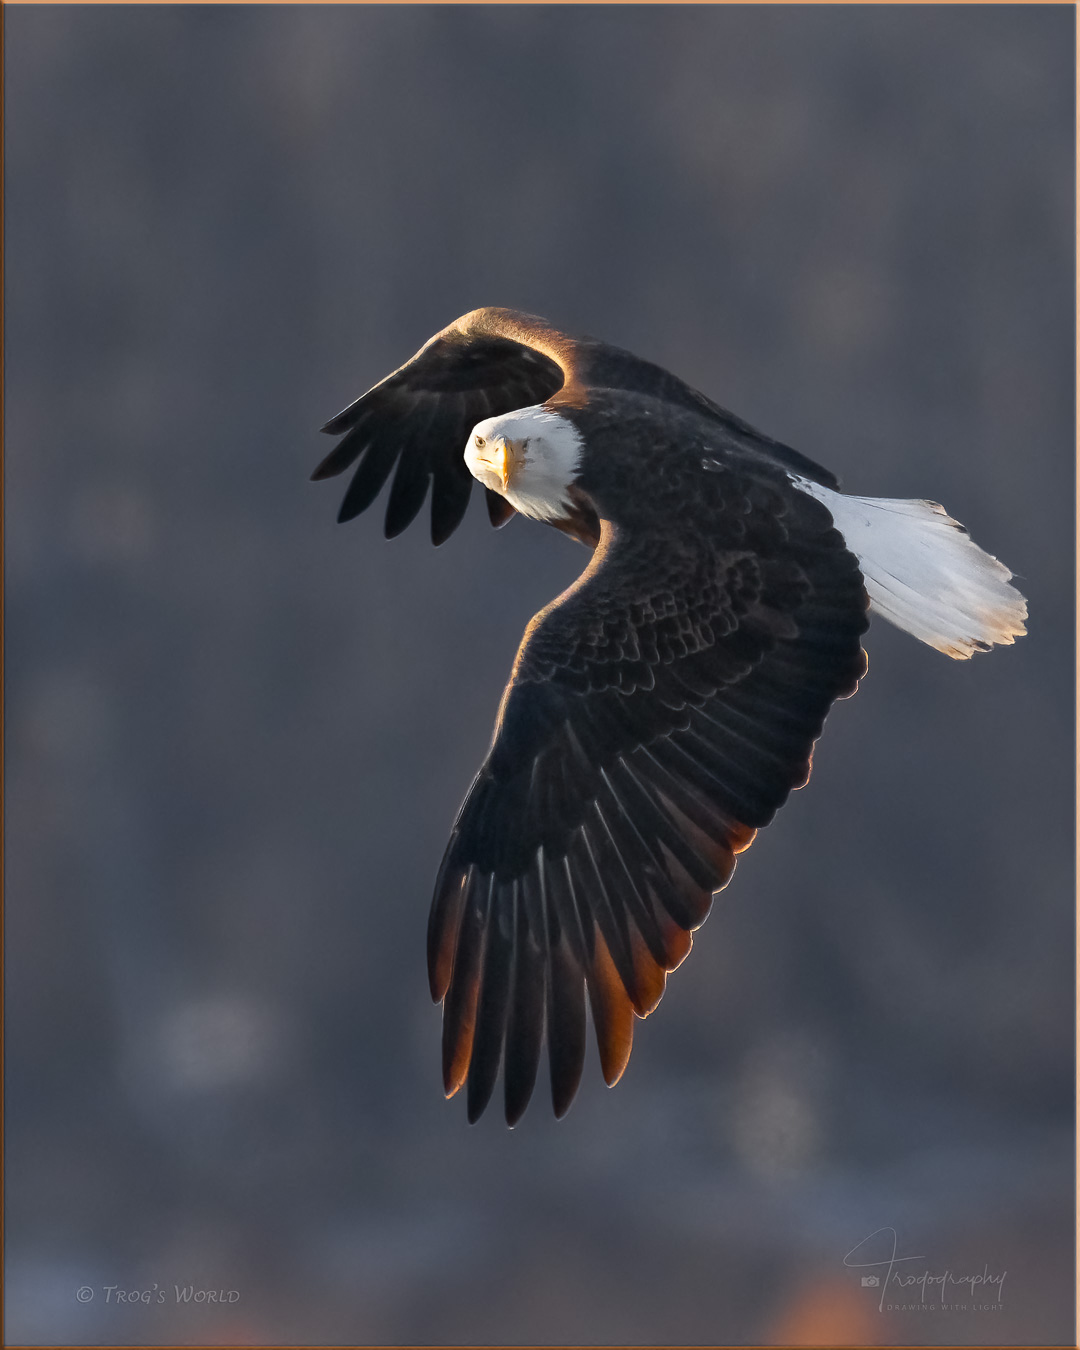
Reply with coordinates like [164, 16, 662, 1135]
[503, 877, 546, 1126]
[336, 437, 402, 524]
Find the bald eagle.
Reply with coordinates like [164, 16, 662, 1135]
[313, 307, 1026, 1126]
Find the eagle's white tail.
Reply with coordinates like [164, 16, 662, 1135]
[790, 477, 1028, 659]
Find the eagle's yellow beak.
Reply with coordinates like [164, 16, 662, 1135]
[492, 439, 519, 492]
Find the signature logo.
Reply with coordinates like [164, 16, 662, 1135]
[843, 1227, 1007, 1314]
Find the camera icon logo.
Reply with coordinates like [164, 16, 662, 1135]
[861, 1276, 880, 1287]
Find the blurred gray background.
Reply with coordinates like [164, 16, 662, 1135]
[5, 5, 1074, 1347]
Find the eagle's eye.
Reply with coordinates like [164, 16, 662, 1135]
[474, 435, 485, 449]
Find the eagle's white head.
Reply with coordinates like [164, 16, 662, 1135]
[465, 405, 584, 523]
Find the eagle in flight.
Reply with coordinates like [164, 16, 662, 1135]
[313, 307, 1027, 1126]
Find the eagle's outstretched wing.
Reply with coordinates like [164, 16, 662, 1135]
[312, 309, 569, 544]
[428, 471, 868, 1124]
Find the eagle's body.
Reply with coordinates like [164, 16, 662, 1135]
[314, 307, 1026, 1125]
